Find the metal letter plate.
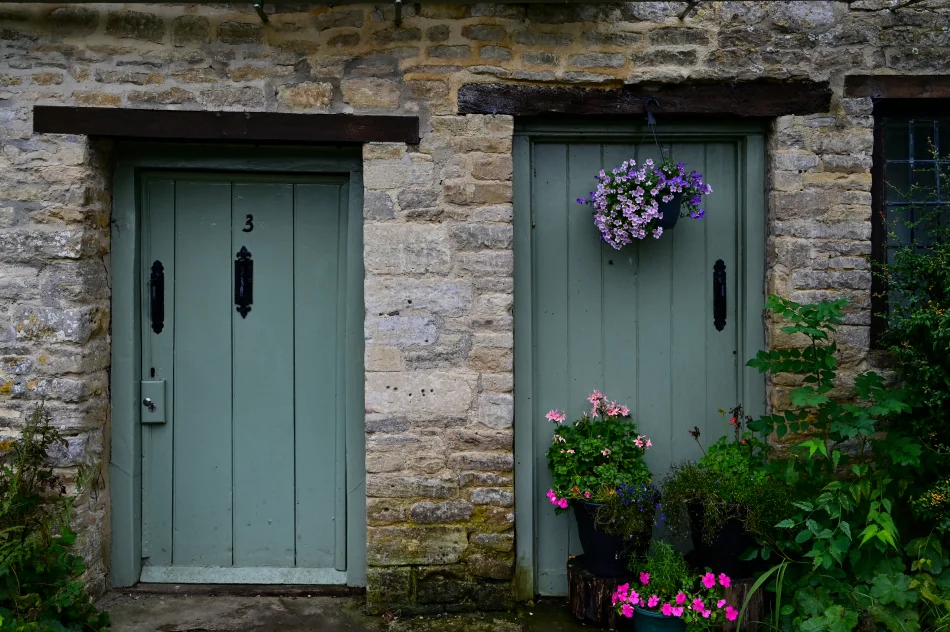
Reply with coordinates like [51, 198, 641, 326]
[141, 380, 167, 424]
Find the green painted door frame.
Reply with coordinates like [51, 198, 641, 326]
[512, 120, 768, 599]
[110, 144, 366, 588]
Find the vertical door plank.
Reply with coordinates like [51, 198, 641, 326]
[173, 181, 234, 567]
[669, 143, 713, 465]
[600, 144, 639, 410]
[294, 183, 344, 569]
[142, 178, 176, 566]
[231, 182, 296, 568]
[532, 142, 572, 594]
[635, 143, 675, 477]
[703, 143, 740, 451]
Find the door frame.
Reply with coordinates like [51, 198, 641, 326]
[110, 143, 366, 588]
[512, 120, 768, 598]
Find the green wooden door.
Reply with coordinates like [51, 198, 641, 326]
[525, 136, 764, 595]
[139, 172, 349, 584]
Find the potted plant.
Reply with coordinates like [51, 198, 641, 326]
[612, 542, 740, 631]
[576, 151, 712, 249]
[660, 405, 789, 577]
[546, 390, 657, 576]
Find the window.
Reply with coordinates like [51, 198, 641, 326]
[871, 101, 950, 342]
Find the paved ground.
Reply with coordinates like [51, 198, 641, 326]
[98, 591, 595, 632]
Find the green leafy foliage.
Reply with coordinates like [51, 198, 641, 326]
[661, 406, 791, 546]
[630, 540, 690, 596]
[743, 297, 948, 632]
[0, 404, 110, 632]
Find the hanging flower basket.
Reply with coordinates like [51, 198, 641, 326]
[576, 152, 712, 250]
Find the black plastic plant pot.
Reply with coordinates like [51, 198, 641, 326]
[656, 193, 683, 230]
[571, 500, 651, 577]
[687, 501, 759, 579]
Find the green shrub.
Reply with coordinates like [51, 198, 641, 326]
[0, 404, 109, 632]
[744, 296, 949, 632]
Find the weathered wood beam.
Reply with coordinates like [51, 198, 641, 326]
[458, 80, 833, 118]
[845, 75, 950, 99]
[32, 106, 420, 144]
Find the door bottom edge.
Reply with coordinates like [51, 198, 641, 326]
[140, 566, 347, 585]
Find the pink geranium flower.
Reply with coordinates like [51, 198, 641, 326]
[725, 606, 739, 622]
[718, 573, 731, 588]
[588, 390, 605, 403]
[701, 572, 717, 589]
[545, 409, 566, 423]
[639, 572, 650, 585]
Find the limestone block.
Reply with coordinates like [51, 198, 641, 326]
[342, 77, 400, 109]
[364, 159, 409, 190]
[366, 433, 445, 473]
[648, 27, 710, 46]
[277, 81, 333, 109]
[410, 499, 474, 523]
[364, 224, 451, 274]
[449, 224, 512, 250]
[449, 452, 513, 471]
[105, 10, 165, 43]
[172, 15, 211, 46]
[197, 87, 265, 108]
[460, 472, 512, 487]
[365, 278, 473, 317]
[364, 191, 395, 220]
[477, 393, 513, 429]
[466, 553, 514, 580]
[47, 7, 100, 37]
[446, 428, 512, 451]
[217, 21, 263, 45]
[469, 487, 514, 507]
[366, 473, 458, 499]
[367, 498, 409, 524]
[367, 526, 468, 565]
[469, 348, 513, 373]
[366, 345, 404, 372]
[456, 251, 513, 276]
[471, 532, 514, 552]
[365, 371, 475, 418]
[13, 306, 99, 344]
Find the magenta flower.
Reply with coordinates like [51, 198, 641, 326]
[620, 603, 634, 618]
[702, 610, 712, 619]
[718, 573, 731, 588]
[557, 498, 568, 509]
[639, 572, 650, 585]
[627, 591, 640, 606]
[692, 598, 705, 612]
[725, 606, 739, 622]
[661, 603, 673, 616]
[701, 572, 717, 589]
[675, 593, 687, 605]
[584, 491, 591, 498]
[672, 607, 684, 617]
[648, 595, 660, 608]
[717, 599, 727, 608]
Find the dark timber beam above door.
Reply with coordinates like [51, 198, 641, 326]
[458, 80, 833, 118]
[32, 106, 420, 145]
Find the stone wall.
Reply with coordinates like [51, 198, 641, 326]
[1, 0, 949, 614]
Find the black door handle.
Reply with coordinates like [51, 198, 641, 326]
[235, 246, 253, 318]
[713, 259, 726, 332]
[150, 260, 164, 334]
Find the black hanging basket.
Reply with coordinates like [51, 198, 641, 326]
[571, 500, 651, 577]
[655, 193, 683, 230]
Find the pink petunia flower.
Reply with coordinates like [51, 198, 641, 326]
[639, 572, 650, 585]
[718, 573, 731, 588]
[675, 593, 687, 605]
[701, 572, 717, 589]
[661, 603, 673, 616]
[648, 595, 659, 608]
[717, 599, 727, 608]
[725, 606, 739, 622]
[620, 604, 634, 618]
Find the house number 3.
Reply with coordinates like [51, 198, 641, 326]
[242, 214, 254, 232]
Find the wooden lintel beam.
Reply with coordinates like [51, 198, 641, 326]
[845, 75, 950, 100]
[458, 81, 833, 118]
[32, 106, 420, 145]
